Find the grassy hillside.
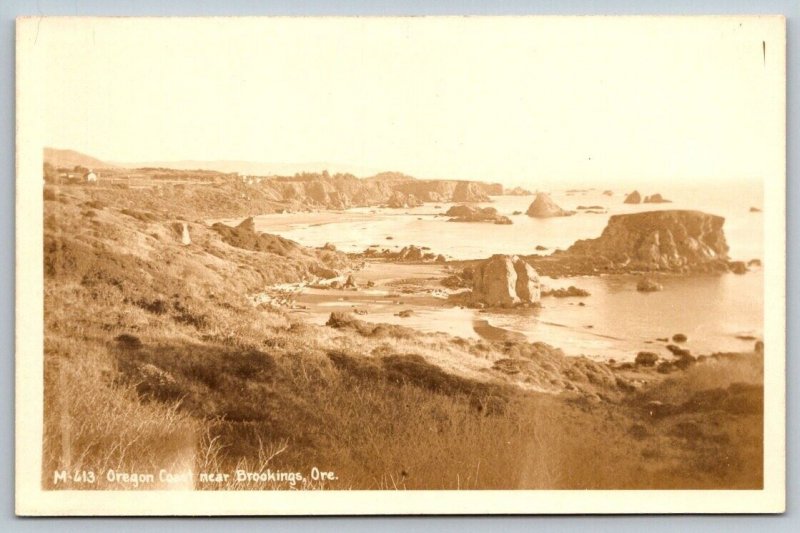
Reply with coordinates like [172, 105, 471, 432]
[42, 184, 764, 490]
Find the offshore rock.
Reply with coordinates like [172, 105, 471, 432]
[445, 205, 513, 224]
[565, 210, 730, 272]
[643, 193, 672, 204]
[526, 193, 575, 218]
[471, 254, 541, 307]
[624, 191, 642, 204]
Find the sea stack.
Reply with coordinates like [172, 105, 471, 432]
[526, 192, 575, 218]
[471, 254, 541, 307]
[643, 193, 671, 204]
[624, 190, 642, 204]
[565, 210, 730, 272]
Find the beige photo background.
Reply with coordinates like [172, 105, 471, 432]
[16, 16, 785, 515]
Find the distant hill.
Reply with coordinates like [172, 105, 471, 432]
[44, 148, 115, 170]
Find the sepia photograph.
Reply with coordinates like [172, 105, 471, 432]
[15, 15, 785, 515]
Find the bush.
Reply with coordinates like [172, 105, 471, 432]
[115, 333, 142, 350]
[635, 351, 658, 367]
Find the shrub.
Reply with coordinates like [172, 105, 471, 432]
[115, 333, 142, 350]
[635, 351, 658, 367]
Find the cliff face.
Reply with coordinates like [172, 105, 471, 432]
[394, 180, 457, 202]
[394, 179, 500, 202]
[452, 181, 491, 202]
[268, 175, 498, 209]
[564, 210, 729, 271]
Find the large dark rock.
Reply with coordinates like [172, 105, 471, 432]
[525, 193, 575, 218]
[565, 210, 730, 272]
[471, 255, 541, 307]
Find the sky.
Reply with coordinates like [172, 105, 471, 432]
[36, 16, 784, 187]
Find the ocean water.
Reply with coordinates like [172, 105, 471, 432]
[253, 181, 764, 360]
[252, 181, 763, 260]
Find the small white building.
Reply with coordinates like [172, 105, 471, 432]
[85, 170, 98, 182]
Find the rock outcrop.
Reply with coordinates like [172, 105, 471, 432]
[445, 205, 512, 224]
[541, 285, 590, 298]
[386, 190, 423, 208]
[564, 211, 730, 272]
[212, 217, 302, 256]
[397, 245, 424, 261]
[525, 193, 575, 218]
[636, 278, 663, 292]
[180, 223, 191, 245]
[471, 255, 541, 307]
[506, 186, 533, 196]
[643, 193, 671, 204]
[624, 191, 642, 204]
[452, 181, 491, 202]
[728, 261, 748, 274]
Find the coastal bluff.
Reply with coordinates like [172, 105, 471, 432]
[558, 210, 730, 272]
